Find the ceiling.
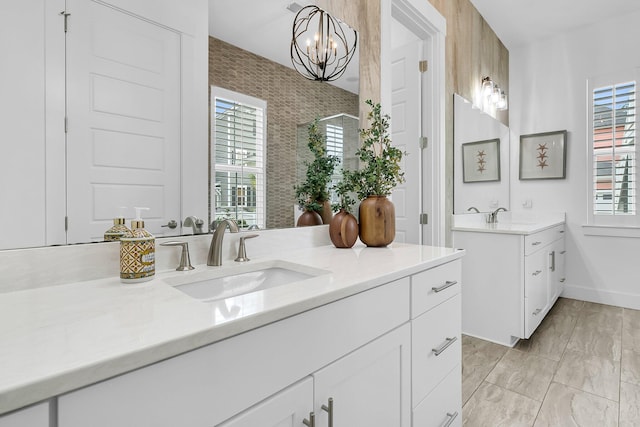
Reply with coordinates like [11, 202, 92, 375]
[469, 0, 640, 49]
[208, 0, 360, 94]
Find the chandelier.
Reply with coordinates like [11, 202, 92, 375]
[290, 5, 357, 82]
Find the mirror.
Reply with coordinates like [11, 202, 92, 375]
[209, 0, 360, 229]
[453, 93, 510, 213]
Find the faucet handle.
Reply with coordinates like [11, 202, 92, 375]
[235, 234, 259, 262]
[160, 241, 195, 271]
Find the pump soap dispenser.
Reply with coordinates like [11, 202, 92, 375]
[104, 207, 130, 241]
[120, 207, 155, 283]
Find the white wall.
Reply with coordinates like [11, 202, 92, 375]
[510, 9, 640, 309]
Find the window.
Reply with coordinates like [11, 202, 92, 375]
[325, 123, 344, 204]
[588, 72, 638, 227]
[211, 87, 265, 229]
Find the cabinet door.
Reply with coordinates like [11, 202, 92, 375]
[313, 324, 411, 427]
[0, 402, 49, 427]
[524, 249, 548, 338]
[217, 378, 313, 427]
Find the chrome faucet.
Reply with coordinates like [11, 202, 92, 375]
[207, 219, 239, 266]
[183, 216, 204, 234]
[467, 206, 480, 213]
[487, 207, 508, 224]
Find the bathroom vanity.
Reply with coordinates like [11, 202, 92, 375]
[0, 242, 463, 427]
[452, 212, 565, 346]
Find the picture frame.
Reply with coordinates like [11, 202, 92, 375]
[519, 130, 567, 180]
[462, 138, 501, 183]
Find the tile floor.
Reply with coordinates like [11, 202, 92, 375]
[461, 297, 640, 426]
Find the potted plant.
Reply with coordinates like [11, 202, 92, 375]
[349, 100, 405, 246]
[294, 118, 340, 226]
[328, 170, 359, 248]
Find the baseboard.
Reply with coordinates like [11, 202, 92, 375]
[561, 284, 640, 310]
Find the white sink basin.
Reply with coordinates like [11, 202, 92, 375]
[163, 260, 328, 303]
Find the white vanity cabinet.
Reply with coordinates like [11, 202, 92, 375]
[55, 258, 462, 427]
[0, 401, 50, 427]
[453, 222, 565, 346]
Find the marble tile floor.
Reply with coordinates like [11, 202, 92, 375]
[462, 297, 640, 426]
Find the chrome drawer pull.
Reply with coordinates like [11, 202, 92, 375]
[560, 278, 566, 283]
[560, 250, 566, 255]
[443, 411, 459, 427]
[432, 336, 457, 356]
[321, 398, 334, 427]
[432, 280, 457, 293]
[532, 270, 542, 276]
[303, 412, 315, 427]
[533, 308, 542, 316]
[531, 241, 542, 246]
[559, 230, 565, 233]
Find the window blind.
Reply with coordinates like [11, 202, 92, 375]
[213, 93, 265, 229]
[592, 81, 636, 216]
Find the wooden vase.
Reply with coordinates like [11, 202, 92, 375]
[319, 200, 333, 224]
[329, 209, 359, 248]
[358, 196, 395, 247]
[296, 209, 323, 227]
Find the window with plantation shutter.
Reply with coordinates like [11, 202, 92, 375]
[588, 71, 638, 228]
[211, 87, 265, 229]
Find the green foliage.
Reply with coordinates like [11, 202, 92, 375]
[294, 118, 340, 212]
[349, 100, 405, 199]
[332, 169, 357, 213]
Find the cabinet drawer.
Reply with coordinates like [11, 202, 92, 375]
[412, 293, 461, 407]
[411, 259, 461, 318]
[413, 365, 461, 427]
[524, 224, 565, 255]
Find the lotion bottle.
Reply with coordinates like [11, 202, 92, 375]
[104, 207, 130, 241]
[120, 207, 155, 283]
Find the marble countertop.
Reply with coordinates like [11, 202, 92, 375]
[0, 243, 463, 415]
[451, 212, 565, 235]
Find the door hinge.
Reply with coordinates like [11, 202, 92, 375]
[419, 137, 428, 149]
[65, 216, 69, 231]
[60, 11, 71, 33]
[419, 60, 428, 73]
[419, 213, 428, 225]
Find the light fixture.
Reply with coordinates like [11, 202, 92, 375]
[290, 5, 357, 82]
[480, 76, 508, 111]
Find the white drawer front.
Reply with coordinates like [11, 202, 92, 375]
[524, 224, 565, 255]
[412, 293, 461, 407]
[411, 259, 461, 319]
[413, 365, 461, 427]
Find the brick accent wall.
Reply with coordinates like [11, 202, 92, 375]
[209, 37, 358, 229]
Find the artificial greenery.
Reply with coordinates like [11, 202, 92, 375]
[349, 100, 405, 199]
[294, 118, 340, 212]
[331, 169, 357, 213]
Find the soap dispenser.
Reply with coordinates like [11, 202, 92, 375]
[120, 207, 155, 283]
[104, 207, 130, 241]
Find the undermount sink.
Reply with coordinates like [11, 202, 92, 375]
[163, 260, 328, 303]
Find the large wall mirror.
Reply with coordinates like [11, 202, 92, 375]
[1, 0, 360, 251]
[209, 0, 360, 230]
[453, 93, 510, 213]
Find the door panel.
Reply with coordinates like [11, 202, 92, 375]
[66, 0, 181, 242]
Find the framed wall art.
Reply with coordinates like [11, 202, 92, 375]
[462, 138, 501, 183]
[519, 130, 567, 180]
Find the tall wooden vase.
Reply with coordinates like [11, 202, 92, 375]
[359, 196, 395, 247]
[319, 200, 333, 224]
[329, 209, 359, 248]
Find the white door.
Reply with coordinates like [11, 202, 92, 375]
[217, 378, 313, 427]
[391, 39, 423, 244]
[313, 325, 411, 427]
[66, 0, 182, 243]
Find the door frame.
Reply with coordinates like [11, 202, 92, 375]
[381, 0, 446, 246]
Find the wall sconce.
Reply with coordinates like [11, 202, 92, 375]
[290, 5, 357, 82]
[480, 76, 508, 111]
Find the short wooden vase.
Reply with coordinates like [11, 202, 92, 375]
[297, 209, 323, 227]
[329, 209, 359, 248]
[358, 196, 395, 247]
